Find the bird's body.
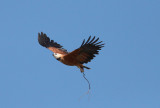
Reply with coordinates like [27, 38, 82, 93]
[53, 53, 80, 66]
[38, 32, 104, 72]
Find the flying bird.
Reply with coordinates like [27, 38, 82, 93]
[38, 32, 104, 91]
[38, 32, 104, 72]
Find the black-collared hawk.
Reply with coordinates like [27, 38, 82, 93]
[38, 32, 104, 72]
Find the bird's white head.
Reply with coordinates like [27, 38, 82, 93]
[53, 53, 63, 60]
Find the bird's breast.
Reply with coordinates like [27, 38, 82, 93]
[60, 56, 79, 66]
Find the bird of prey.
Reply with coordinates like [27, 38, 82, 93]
[38, 32, 104, 72]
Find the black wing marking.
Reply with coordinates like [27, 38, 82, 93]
[79, 36, 104, 64]
[38, 32, 67, 52]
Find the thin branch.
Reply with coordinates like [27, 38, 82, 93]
[82, 72, 91, 91]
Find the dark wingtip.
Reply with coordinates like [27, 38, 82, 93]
[81, 39, 85, 47]
[81, 36, 105, 48]
[38, 32, 65, 50]
[86, 36, 91, 44]
[38, 32, 50, 48]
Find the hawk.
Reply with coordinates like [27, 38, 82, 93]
[38, 32, 104, 72]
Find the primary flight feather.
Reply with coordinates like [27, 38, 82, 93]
[38, 32, 104, 72]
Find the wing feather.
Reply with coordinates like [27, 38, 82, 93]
[38, 32, 68, 54]
[88, 36, 95, 44]
[85, 36, 91, 44]
[81, 39, 85, 47]
[64, 36, 104, 64]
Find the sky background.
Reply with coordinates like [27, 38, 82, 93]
[0, 0, 160, 108]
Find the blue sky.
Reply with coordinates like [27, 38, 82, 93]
[0, 0, 160, 108]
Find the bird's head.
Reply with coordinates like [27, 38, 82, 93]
[53, 53, 62, 59]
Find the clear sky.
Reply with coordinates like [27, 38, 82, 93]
[0, 0, 160, 108]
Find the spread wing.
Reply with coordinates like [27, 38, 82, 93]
[38, 32, 68, 54]
[64, 36, 104, 64]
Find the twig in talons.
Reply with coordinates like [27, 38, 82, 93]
[78, 73, 91, 100]
[82, 72, 91, 92]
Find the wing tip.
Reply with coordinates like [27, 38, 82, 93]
[38, 32, 67, 52]
[38, 32, 51, 48]
[81, 36, 105, 48]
